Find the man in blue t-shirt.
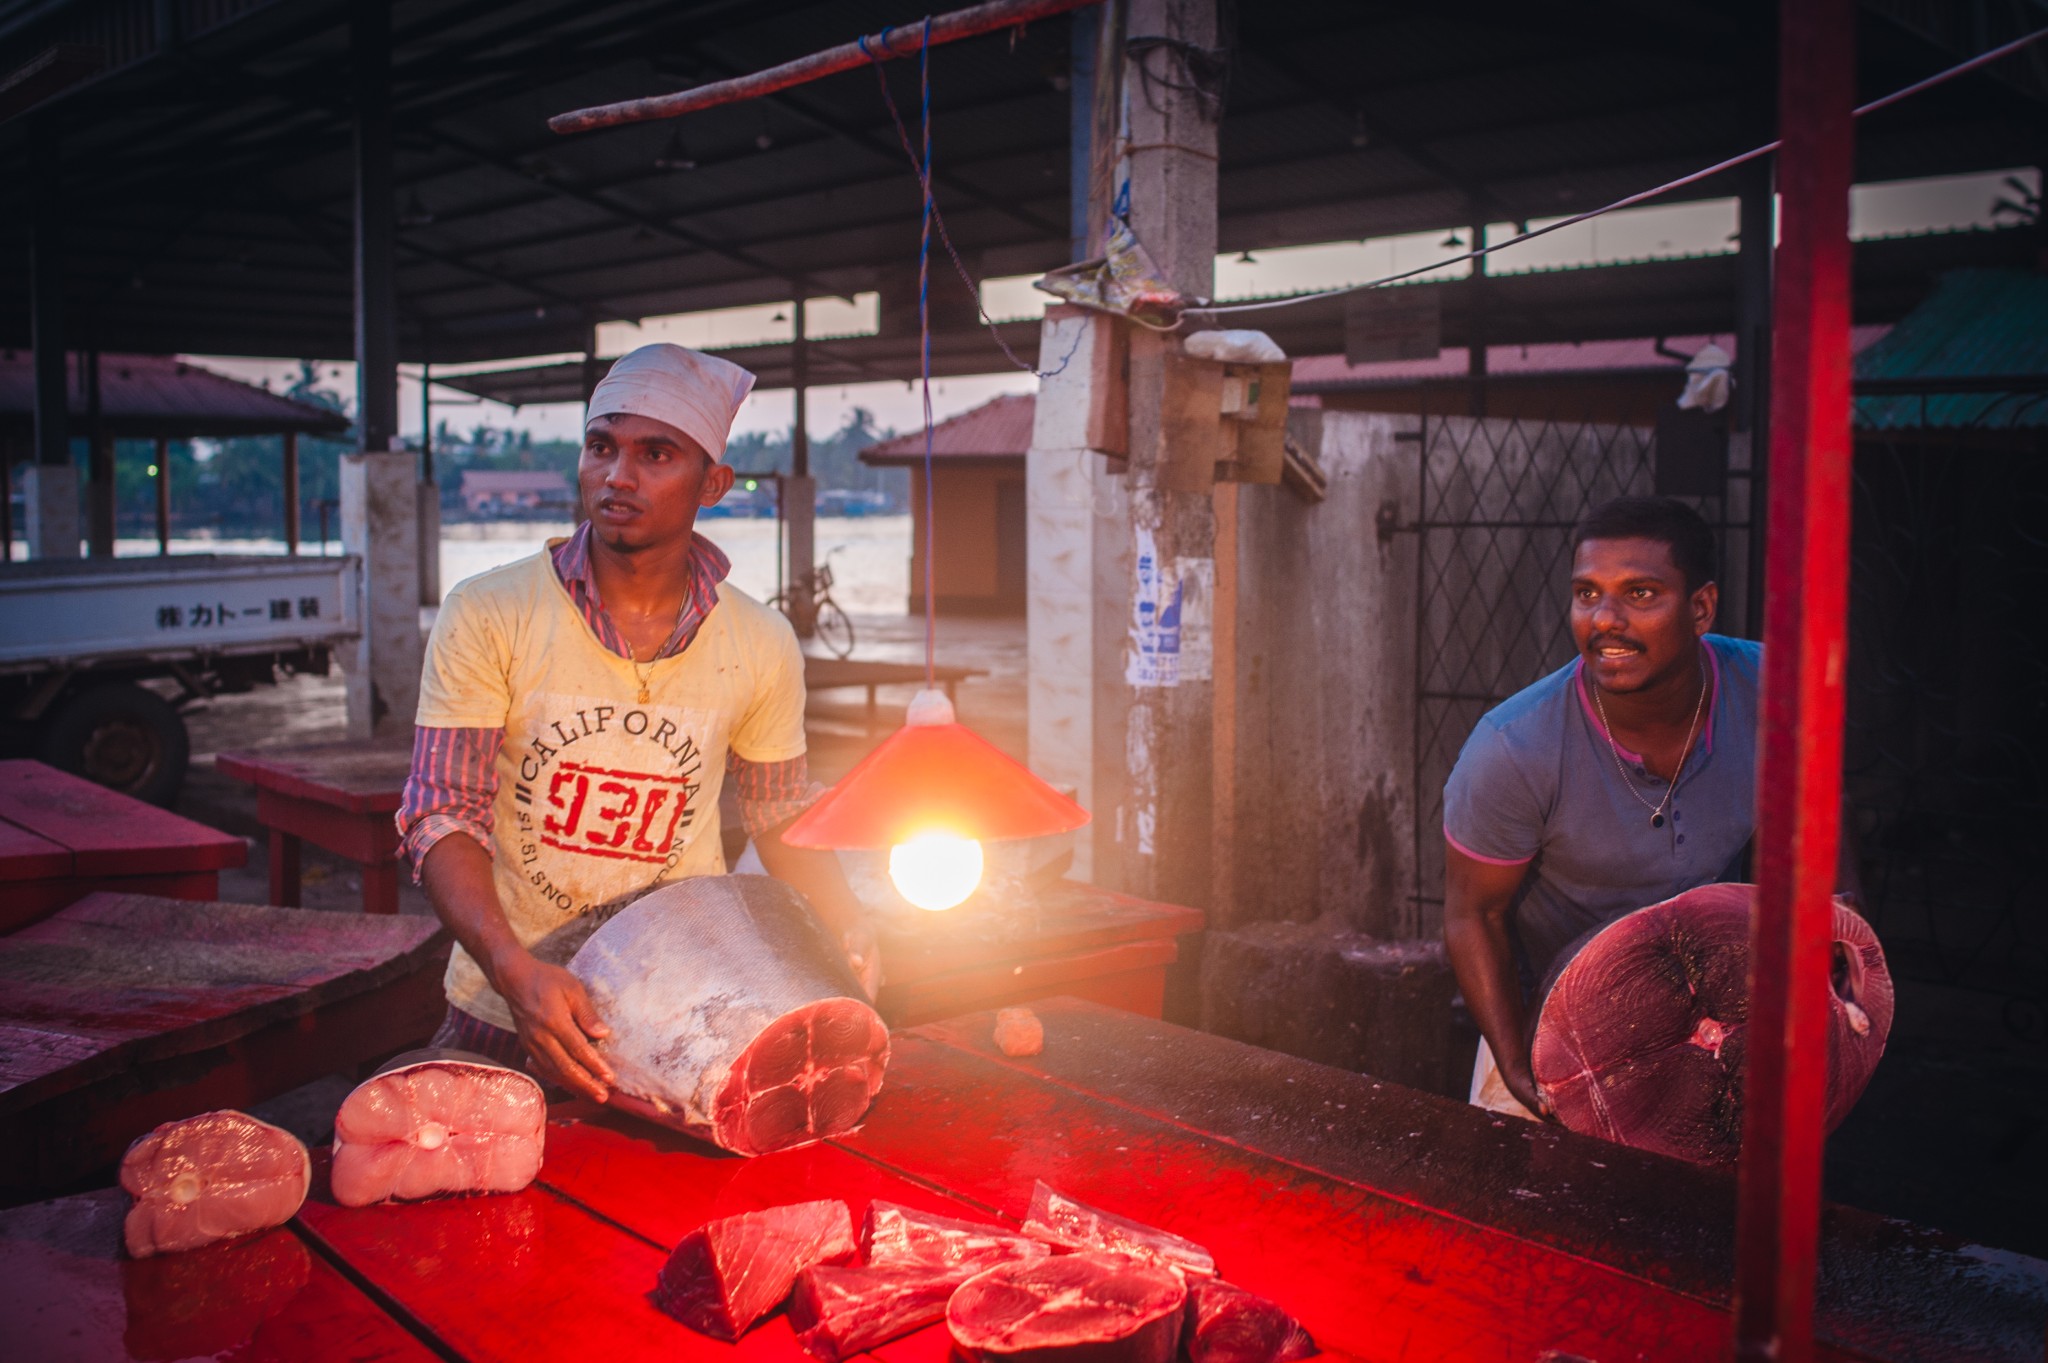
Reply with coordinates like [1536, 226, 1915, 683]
[1442, 497, 1763, 1120]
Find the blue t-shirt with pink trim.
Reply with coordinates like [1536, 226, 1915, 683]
[1442, 634, 1760, 981]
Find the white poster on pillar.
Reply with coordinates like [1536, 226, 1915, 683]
[1126, 527, 1213, 688]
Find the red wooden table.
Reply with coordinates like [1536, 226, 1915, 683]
[0, 759, 246, 932]
[5, 999, 2039, 1363]
[0, 892, 450, 1197]
[216, 743, 411, 915]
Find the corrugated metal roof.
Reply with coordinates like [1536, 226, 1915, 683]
[860, 393, 1035, 464]
[0, 352, 348, 437]
[1852, 269, 2048, 431]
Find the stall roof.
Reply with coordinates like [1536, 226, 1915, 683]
[860, 392, 1034, 465]
[2, 1, 2042, 366]
[1853, 268, 2048, 431]
[0, 351, 350, 438]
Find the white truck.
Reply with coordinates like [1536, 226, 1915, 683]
[0, 554, 361, 804]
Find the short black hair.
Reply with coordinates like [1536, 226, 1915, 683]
[1572, 496, 1716, 592]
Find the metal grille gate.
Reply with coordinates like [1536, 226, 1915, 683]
[1408, 410, 1736, 933]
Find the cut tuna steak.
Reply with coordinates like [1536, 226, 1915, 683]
[1531, 883, 1893, 1165]
[949, 1251, 1188, 1363]
[119, 1110, 310, 1258]
[1023, 1181, 1216, 1276]
[567, 875, 890, 1155]
[653, 1199, 857, 1340]
[790, 1259, 975, 1361]
[1185, 1279, 1319, 1363]
[330, 1048, 547, 1206]
[862, 1200, 1050, 1273]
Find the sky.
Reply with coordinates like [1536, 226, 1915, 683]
[189, 167, 2037, 446]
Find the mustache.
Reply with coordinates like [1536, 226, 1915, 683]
[1588, 635, 1645, 654]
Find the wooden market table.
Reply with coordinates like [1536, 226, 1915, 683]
[0, 759, 246, 932]
[803, 657, 984, 732]
[216, 742, 411, 916]
[4, 998, 2040, 1363]
[0, 892, 449, 1197]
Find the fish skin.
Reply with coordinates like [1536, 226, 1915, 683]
[1022, 1181, 1217, 1277]
[568, 875, 889, 1155]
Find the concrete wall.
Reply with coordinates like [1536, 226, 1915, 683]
[1217, 410, 1421, 938]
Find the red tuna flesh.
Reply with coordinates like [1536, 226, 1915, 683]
[119, 1110, 310, 1258]
[567, 875, 890, 1156]
[862, 1200, 1051, 1273]
[949, 1251, 1188, 1363]
[1023, 1180, 1216, 1276]
[1185, 1279, 1319, 1363]
[790, 1259, 975, 1361]
[330, 1049, 547, 1206]
[653, 1199, 857, 1340]
[1531, 883, 1893, 1164]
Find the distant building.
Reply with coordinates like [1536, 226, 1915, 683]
[460, 468, 574, 516]
[860, 393, 1032, 616]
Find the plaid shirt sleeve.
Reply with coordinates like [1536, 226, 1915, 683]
[730, 753, 820, 838]
[396, 724, 504, 878]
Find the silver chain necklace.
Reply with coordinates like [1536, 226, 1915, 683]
[1592, 658, 1709, 829]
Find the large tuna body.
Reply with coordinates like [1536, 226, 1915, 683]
[1530, 882, 1893, 1164]
[567, 874, 890, 1156]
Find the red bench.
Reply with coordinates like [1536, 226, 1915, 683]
[0, 759, 246, 932]
[216, 743, 411, 916]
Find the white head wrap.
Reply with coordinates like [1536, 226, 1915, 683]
[586, 343, 757, 461]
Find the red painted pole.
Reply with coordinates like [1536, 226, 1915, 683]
[1732, 0, 1855, 1359]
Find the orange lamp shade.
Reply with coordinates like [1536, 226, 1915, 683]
[782, 697, 1089, 850]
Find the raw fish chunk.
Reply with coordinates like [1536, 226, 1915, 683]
[330, 1049, 546, 1206]
[653, 1199, 857, 1340]
[1185, 1279, 1319, 1363]
[1023, 1181, 1216, 1276]
[995, 1007, 1045, 1057]
[863, 1200, 1050, 1273]
[120, 1110, 310, 1258]
[950, 1251, 1187, 1363]
[791, 1259, 974, 1361]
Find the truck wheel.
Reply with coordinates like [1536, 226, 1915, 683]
[38, 684, 191, 807]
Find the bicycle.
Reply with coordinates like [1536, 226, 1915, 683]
[771, 550, 856, 659]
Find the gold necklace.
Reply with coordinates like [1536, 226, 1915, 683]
[1592, 659, 1709, 829]
[628, 642, 656, 705]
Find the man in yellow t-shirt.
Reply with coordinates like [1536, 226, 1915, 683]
[396, 343, 874, 1103]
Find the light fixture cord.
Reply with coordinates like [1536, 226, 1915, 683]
[918, 13, 936, 689]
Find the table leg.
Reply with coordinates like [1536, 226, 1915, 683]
[361, 860, 400, 915]
[269, 829, 302, 907]
[866, 684, 878, 733]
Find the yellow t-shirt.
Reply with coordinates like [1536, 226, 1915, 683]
[417, 545, 807, 1030]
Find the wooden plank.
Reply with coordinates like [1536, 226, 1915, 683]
[296, 1163, 752, 1363]
[0, 894, 447, 1112]
[0, 871, 223, 936]
[0, 818, 72, 882]
[0, 1189, 434, 1363]
[216, 744, 412, 816]
[0, 761, 245, 875]
[877, 937, 1174, 1027]
[830, 1031, 1827, 1363]
[877, 880, 1203, 987]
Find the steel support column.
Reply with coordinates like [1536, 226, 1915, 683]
[155, 435, 171, 555]
[86, 350, 114, 557]
[283, 431, 301, 555]
[1732, 1, 1854, 1359]
[1467, 220, 1488, 418]
[29, 130, 66, 473]
[787, 293, 816, 636]
[1735, 159, 1774, 641]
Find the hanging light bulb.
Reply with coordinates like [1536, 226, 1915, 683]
[889, 832, 985, 912]
[783, 690, 1087, 913]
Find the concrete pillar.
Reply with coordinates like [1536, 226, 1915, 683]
[1095, 0, 1220, 906]
[787, 296, 816, 635]
[341, 451, 421, 739]
[1028, 307, 1119, 880]
[22, 465, 79, 560]
[29, 124, 76, 561]
[418, 492, 441, 605]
